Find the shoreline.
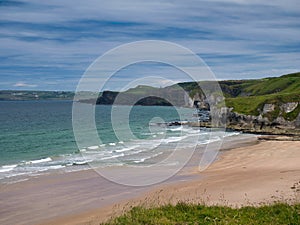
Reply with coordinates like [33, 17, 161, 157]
[0, 134, 256, 225]
[47, 139, 300, 225]
[2, 135, 300, 225]
[46, 138, 300, 225]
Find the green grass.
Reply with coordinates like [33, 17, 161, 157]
[225, 92, 300, 119]
[104, 203, 300, 225]
[225, 95, 266, 115]
[219, 73, 300, 119]
[3, 73, 299, 120]
[243, 76, 300, 96]
[124, 73, 300, 120]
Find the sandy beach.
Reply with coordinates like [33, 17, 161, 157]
[1, 137, 300, 225]
[142, 140, 300, 207]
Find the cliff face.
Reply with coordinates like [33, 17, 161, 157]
[214, 72, 300, 135]
[224, 102, 300, 135]
[80, 72, 300, 136]
[94, 88, 191, 107]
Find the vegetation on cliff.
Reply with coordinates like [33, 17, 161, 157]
[2, 73, 299, 121]
[223, 72, 300, 119]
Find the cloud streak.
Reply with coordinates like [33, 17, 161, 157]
[0, 0, 299, 90]
[13, 82, 37, 88]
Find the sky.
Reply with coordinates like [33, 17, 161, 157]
[0, 0, 299, 91]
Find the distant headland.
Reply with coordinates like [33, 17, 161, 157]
[1, 72, 299, 135]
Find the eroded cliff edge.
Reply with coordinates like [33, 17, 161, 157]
[79, 72, 300, 135]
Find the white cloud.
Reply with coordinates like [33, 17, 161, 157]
[13, 82, 37, 88]
[0, 0, 299, 90]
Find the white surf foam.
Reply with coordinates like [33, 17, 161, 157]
[0, 164, 17, 173]
[100, 153, 124, 160]
[88, 146, 99, 150]
[5, 172, 28, 178]
[48, 165, 65, 170]
[72, 161, 91, 165]
[115, 145, 139, 153]
[168, 126, 183, 131]
[225, 132, 241, 137]
[161, 136, 187, 143]
[26, 157, 52, 164]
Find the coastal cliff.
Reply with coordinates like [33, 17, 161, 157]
[190, 103, 300, 136]
[78, 72, 300, 135]
[181, 72, 300, 135]
[221, 72, 300, 135]
[224, 104, 300, 135]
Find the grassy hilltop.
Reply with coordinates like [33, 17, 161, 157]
[221, 72, 300, 119]
[94, 72, 300, 113]
[172, 72, 300, 121]
[2, 72, 299, 121]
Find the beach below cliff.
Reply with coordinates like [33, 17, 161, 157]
[1, 136, 300, 225]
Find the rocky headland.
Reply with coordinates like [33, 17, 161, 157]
[79, 72, 300, 136]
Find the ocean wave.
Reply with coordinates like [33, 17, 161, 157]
[48, 165, 66, 169]
[25, 157, 52, 164]
[141, 132, 154, 136]
[187, 129, 200, 134]
[2, 162, 68, 180]
[0, 164, 17, 173]
[225, 132, 241, 137]
[115, 145, 140, 153]
[4, 172, 28, 178]
[100, 153, 124, 160]
[167, 126, 183, 131]
[71, 161, 92, 166]
[161, 136, 187, 143]
[87, 146, 99, 150]
[198, 136, 221, 145]
[0, 128, 246, 183]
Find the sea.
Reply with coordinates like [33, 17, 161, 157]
[0, 100, 241, 183]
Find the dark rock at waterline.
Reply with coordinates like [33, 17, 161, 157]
[196, 106, 300, 136]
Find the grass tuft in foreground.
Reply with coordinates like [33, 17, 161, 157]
[104, 202, 300, 225]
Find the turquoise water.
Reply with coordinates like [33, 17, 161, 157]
[1, 101, 207, 181]
[0, 101, 77, 165]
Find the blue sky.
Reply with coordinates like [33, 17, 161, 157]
[0, 0, 299, 91]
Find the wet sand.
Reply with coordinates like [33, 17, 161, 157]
[3, 135, 300, 225]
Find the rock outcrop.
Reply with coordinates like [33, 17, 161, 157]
[189, 100, 300, 136]
[281, 102, 298, 113]
[222, 102, 300, 135]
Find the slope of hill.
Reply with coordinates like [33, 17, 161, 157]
[1, 72, 299, 134]
[111, 72, 300, 134]
[2, 73, 299, 123]
[222, 72, 300, 121]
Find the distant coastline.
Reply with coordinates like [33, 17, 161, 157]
[2, 72, 299, 136]
[0, 90, 75, 101]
